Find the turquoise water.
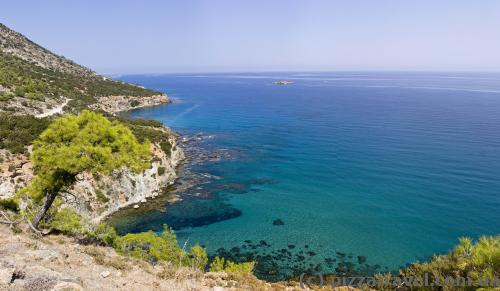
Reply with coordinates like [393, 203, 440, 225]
[115, 72, 500, 280]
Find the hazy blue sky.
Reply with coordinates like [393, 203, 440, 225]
[2, 0, 500, 74]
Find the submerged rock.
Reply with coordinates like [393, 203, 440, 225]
[272, 219, 285, 226]
[259, 240, 269, 247]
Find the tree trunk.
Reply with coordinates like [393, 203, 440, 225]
[31, 191, 58, 229]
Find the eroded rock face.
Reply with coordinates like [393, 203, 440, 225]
[0, 149, 33, 200]
[0, 133, 184, 223]
[90, 95, 170, 113]
[62, 137, 185, 222]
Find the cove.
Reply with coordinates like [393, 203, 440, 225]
[109, 72, 500, 281]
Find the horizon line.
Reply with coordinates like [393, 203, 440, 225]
[105, 69, 500, 78]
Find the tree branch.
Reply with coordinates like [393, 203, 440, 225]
[0, 210, 20, 225]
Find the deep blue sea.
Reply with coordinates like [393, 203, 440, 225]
[114, 72, 500, 280]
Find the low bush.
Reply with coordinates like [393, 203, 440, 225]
[113, 226, 186, 265]
[391, 236, 500, 290]
[95, 189, 109, 204]
[89, 222, 118, 246]
[157, 166, 166, 176]
[50, 208, 86, 234]
[113, 226, 212, 270]
[209, 256, 255, 275]
[0, 198, 19, 212]
[129, 100, 140, 107]
[189, 244, 209, 271]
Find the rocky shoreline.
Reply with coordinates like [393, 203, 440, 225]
[104, 131, 240, 232]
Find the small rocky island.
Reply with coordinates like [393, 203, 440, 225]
[273, 80, 294, 85]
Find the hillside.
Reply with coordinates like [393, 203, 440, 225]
[0, 23, 167, 115]
[0, 224, 312, 291]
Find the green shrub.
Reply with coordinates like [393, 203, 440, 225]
[0, 91, 15, 101]
[95, 189, 109, 203]
[0, 198, 19, 212]
[209, 256, 226, 272]
[189, 244, 208, 270]
[89, 222, 118, 246]
[129, 100, 140, 107]
[225, 260, 255, 275]
[113, 226, 186, 265]
[14, 86, 25, 97]
[399, 236, 500, 289]
[50, 208, 86, 234]
[209, 256, 255, 275]
[111, 117, 172, 155]
[157, 166, 166, 176]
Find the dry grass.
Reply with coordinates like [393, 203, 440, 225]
[106, 256, 132, 271]
[83, 245, 132, 271]
[83, 245, 106, 264]
[157, 262, 202, 281]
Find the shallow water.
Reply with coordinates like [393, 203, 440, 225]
[112, 72, 500, 281]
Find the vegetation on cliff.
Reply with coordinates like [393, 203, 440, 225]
[0, 51, 161, 112]
[0, 113, 51, 153]
[21, 110, 151, 228]
[0, 23, 163, 114]
[397, 236, 500, 290]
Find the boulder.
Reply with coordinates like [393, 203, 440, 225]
[100, 270, 110, 278]
[51, 281, 84, 291]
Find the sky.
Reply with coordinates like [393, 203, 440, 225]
[2, 0, 500, 74]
